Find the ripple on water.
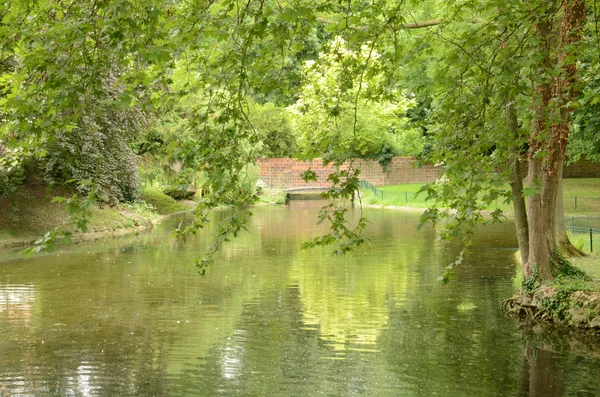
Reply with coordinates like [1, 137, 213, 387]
[0, 208, 599, 396]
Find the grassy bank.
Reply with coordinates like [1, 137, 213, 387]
[504, 254, 600, 335]
[572, 255, 600, 280]
[257, 186, 288, 204]
[0, 178, 192, 250]
[361, 178, 600, 215]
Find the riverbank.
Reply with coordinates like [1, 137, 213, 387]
[361, 178, 600, 216]
[0, 178, 195, 251]
[0, 181, 289, 252]
[503, 255, 600, 336]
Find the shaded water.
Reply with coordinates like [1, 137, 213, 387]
[0, 202, 599, 396]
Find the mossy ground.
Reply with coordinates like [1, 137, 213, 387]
[505, 254, 600, 334]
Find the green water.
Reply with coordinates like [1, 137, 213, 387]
[0, 202, 599, 396]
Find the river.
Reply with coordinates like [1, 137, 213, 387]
[1, 202, 599, 396]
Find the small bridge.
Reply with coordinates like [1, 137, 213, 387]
[285, 187, 331, 201]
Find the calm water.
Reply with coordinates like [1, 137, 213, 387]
[1, 202, 599, 396]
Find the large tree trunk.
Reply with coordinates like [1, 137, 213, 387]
[554, 0, 587, 258]
[526, 8, 558, 281]
[527, 160, 560, 281]
[525, 0, 585, 281]
[506, 100, 530, 273]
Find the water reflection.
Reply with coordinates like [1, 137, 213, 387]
[516, 344, 563, 397]
[0, 204, 598, 396]
[291, 239, 416, 354]
[515, 328, 600, 397]
[0, 283, 35, 324]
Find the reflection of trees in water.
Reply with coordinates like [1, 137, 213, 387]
[186, 283, 395, 396]
[291, 253, 410, 353]
[0, 233, 265, 395]
[516, 329, 600, 397]
[288, 210, 431, 354]
[516, 344, 563, 397]
[3, 206, 600, 395]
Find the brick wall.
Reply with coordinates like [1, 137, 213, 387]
[564, 157, 600, 178]
[257, 156, 600, 189]
[256, 157, 443, 189]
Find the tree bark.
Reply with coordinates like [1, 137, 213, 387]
[526, 7, 557, 281]
[554, 0, 587, 258]
[525, 0, 585, 280]
[506, 100, 530, 273]
[517, 344, 564, 397]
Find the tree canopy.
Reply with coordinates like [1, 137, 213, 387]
[1, 0, 599, 280]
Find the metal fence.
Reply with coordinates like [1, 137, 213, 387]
[360, 180, 600, 253]
[358, 180, 423, 204]
[565, 217, 600, 253]
[563, 197, 600, 213]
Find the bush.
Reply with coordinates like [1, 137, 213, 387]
[0, 144, 28, 197]
[42, 73, 145, 204]
[44, 124, 139, 204]
[139, 186, 185, 215]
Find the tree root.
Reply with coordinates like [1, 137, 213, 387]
[558, 234, 586, 258]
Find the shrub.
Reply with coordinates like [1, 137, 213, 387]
[42, 73, 145, 204]
[139, 186, 185, 215]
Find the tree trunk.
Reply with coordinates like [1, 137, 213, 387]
[526, 8, 558, 281]
[527, 159, 560, 281]
[525, 0, 585, 280]
[506, 100, 530, 273]
[554, 0, 587, 258]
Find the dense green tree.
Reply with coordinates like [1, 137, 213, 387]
[249, 102, 296, 158]
[289, 36, 423, 165]
[0, 0, 173, 198]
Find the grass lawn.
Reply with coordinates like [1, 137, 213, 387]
[562, 179, 600, 215]
[360, 183, 432, 208]
[571, 255, 600, 280]
[361, 178, 600, 215]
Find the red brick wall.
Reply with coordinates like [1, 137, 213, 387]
[256, 157, 443, 189]
[564, 157, 600, 178]
[257, 156, 600, 189]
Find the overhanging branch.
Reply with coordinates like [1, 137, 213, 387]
[316, 16, 484, 30]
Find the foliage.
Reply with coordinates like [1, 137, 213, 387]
[121, 200, 158, 222]
[568, 63, 600, 163]
[139, 186, 185, 215]
[249, 102, 296, 158]
[2, 0, 598, 278]
[20, 182, 98, 257]
[551, 249, 589, 281]
[0, 142, 27, 197]
[541, 289, 576, 321]
[521, 267, 541, 294]
[300, 165, 367, 255]
[0, 1, 169, 203]
[290, 37, 421, 163]
[222, 164, 261, 204]
[43, 110, 141, 204]
[257, 187, 288, 204]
